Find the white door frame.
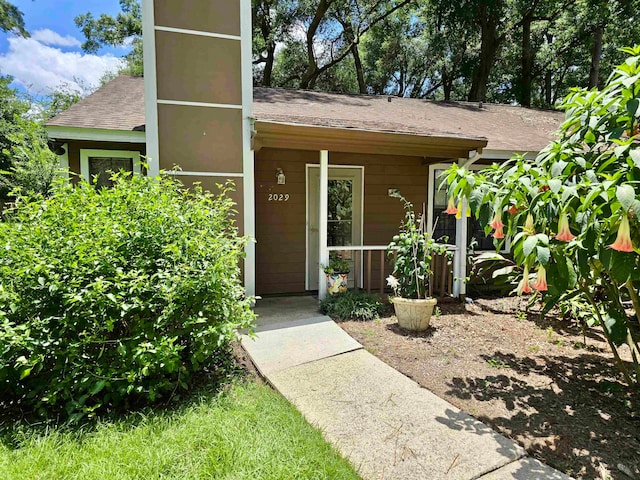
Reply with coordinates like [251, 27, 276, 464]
[305, 163, 365, 291]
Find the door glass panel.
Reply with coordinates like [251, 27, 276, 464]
[327, 179, 353, 247]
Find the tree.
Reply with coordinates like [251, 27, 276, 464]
[75, 0, 143, 75]
[0, 0, 27, 37]
[252, 0, 296, 87]
[0, 76, 30, 195]
[445, 47, 640, 387]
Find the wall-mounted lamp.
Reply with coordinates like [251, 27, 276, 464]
[276, 168, 286, 185]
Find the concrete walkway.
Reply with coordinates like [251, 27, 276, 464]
[242, 297, 573, 480]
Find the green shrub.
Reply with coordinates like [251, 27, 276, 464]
[0, 173, 255, 421]
[320, 290, 388, 321]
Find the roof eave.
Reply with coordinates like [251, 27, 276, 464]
[253, 120, 487, 159]
[46, 126, 146, 143]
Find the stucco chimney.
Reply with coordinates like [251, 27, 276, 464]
[142, 0, 255, 294]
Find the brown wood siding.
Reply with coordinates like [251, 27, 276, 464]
[255, 149, 316, 295]
[66, 141, 146, 179]
[254, 148, 428, 295]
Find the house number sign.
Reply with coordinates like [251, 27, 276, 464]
[268, 193, 290, 202]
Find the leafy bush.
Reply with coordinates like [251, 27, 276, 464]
[0, 116, 59, 196]
[445, 47, 640, 386]
[320, 290, 388, 321]
[0, 173, 255, 421]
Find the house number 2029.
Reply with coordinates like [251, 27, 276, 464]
[268, 193, 290, 202]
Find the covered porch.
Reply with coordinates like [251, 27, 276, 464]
[252, 121, 488, 300]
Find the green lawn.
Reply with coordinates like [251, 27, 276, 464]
[0, 381, 361, 480]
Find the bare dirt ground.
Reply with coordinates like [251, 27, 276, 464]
[339, 297, 640, 480]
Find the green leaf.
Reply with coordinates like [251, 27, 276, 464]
[523, 235, 538, 257]
[602, 310, 628, 346]
[551, 161, 568, 177]
[548, 179, 562, 194]
[536, 246, 550, 266]
[616, 184, 636, 212]
[90, 380, 107, 395]
[627, 98, 640, 116]
[630, 149, 640, 168]
[19, 368, 31, 380]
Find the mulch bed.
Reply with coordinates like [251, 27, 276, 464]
[339, 296, 640, 480]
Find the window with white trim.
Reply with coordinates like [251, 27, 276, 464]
[428, 163, 503, 252]
[80, 149, 142, 188]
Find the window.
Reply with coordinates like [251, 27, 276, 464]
[327, 179, 353, 246]
[80, 149, 142, 188]
[429, 166, 496, 251]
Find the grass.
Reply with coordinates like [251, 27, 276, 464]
[0, 381, 360, 480]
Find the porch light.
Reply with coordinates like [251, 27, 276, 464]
[276, 168, 286, 185]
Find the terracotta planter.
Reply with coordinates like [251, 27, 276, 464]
[392, 297, 437, 331]
[326, 273, 349, 295]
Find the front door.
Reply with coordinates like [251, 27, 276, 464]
[307, 166, 363, 290]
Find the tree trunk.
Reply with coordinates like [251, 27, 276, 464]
[468, 4, 501, 102]
[519, 17, 533, 107]
[299, 0, 333, 89]
[352, 44, 367, 94]
[544, 33, 553, 106]
[262, 43, 275, 87]
[443, 66, 453, 101]
[588, 23, 604, 89]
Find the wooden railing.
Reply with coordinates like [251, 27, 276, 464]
[327, 244, 456, 298]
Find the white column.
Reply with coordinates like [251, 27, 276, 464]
[141, 0, 159, 177]
[453, 198, 468, 298]
[318, 150, 330, 300]
[241, 0, 255, 297]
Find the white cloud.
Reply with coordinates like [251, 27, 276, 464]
[0, 31, 124, 95]
[31, 29, 82, 48]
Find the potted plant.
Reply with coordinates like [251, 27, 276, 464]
[386, 194, 450, 331]
[323, 254, 351, 295]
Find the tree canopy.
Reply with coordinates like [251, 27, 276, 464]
[72, 0, 640, 106]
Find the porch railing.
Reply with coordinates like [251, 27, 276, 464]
[327, 244, 456, 298]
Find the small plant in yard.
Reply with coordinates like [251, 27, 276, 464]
[386, 193, 450, 331]
[0, 173, 255, 421]
[386, 193, 449, 300]
[322, 253, 351, 274]
[445, 47, 640, 387]
[319, 289, 387, 321]
[486, 357, 510, 369]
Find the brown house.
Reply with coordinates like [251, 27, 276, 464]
[45, 1, 564, 299]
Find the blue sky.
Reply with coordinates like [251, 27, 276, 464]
[0, 0, 131, 95]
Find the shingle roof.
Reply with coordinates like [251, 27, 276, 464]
[48, 76, 565, 152]
[47, 75, 146, 132]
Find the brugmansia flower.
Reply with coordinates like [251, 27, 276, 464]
[524, 214, 535, 235]
[517, 264, 531, 295]
[555, 212, 575, 242]
[609, 215, 634, 252]
[493, 225, 505, 239]
[386, 275, 400, 290]
[489, 210, 504, 229]
[532, 266, 548, 291]
[455, 200, 463, 220]
[508, 205, 518, 215]
[444, 197, 458, 215]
